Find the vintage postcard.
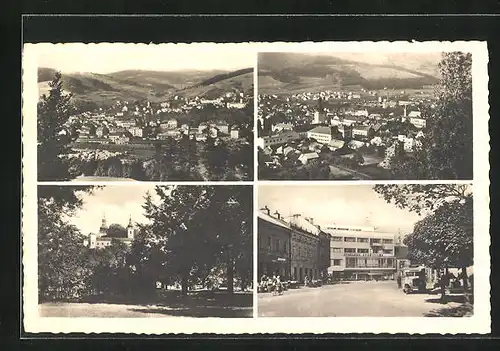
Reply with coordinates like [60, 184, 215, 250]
[22, 41, 489, 334]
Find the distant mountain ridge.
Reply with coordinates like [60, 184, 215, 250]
[37, 67, 253, 106]
[258, 52, 441, 94]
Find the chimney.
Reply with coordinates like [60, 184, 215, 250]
[274, 210, 281, 220]
[260, 206, 270, 216]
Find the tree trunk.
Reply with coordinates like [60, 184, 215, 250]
[461, 266, 470, 303]
[440, 267, 448, 302]
[181, 269, 188, 297]
[227, 256, 234, 295]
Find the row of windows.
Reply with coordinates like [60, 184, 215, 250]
[331, 236, 393, 244]
[292, 245, 315, 260]
[260, 235, 289, 254]
[331, 247, 393, 255]
[331, 258, 395, 268]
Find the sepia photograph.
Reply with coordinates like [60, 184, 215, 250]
[37, 185, 253, 318]
[257, 51, 473, 181]
[35, 44, 254, 182]
[257, 184, 473, 317]
[22, 41, 489, 334]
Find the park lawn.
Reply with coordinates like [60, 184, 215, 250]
[39, 291, 253, 318]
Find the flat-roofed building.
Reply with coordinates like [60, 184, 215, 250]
[307, 126, 333, 144]
[256, 131, 300, 149]
[324, 225, 400, 281]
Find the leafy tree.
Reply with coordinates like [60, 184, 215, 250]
[37, 71, 75, 181]
[373, 184, 470, 216]
[124, 160, 146, 181]
[107, 224, 127, 238]
[374, 184, 473, 301]
[87, 240, 131, 296]
[135, 186, 252, 296]
[404, 196, 473, 300]
[38, 185, 98, 301]
[389, 52, 473, 179]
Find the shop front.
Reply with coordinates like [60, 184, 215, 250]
[258, 253, 290, 280]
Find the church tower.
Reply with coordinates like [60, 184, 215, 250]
[127, 215, 135, 239]
[99, 213, 108, 237]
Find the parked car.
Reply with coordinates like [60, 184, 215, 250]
[287, 280, 300, 289]
[402, 266, 427, 294]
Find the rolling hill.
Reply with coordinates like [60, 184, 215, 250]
[258, 52, 440, 94]
[37, 67, 253, 106]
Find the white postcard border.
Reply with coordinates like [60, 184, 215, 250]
[22, 41, 490, 334]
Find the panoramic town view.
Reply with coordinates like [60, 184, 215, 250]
[257, 184, 473, 317]
[38, 185, 253, 318]
[257, 51, 472, 180]
[37, 44, 254, 182]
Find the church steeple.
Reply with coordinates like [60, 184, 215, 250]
[127, 215, 135, 239]
[99, 213, 108, 236]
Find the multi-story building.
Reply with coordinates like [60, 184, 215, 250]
[324, 225, 399, 280]
[129, 126, 144, 137]
[307, 126, 333, 144]
[289, 214, 329, 282]
[258, 207, 291, 280]
[256, 131, 300, 149]
[258, 207, 331, 282]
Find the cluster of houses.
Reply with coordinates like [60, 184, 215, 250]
[258, 90, 431, 132]
[258, 102, 427, 171]
[73, 114, 242, 146]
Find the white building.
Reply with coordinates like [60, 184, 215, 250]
[323, 225, 399, 280]
[410, 116, 427, 129]
[257, 131, 300, 149]
[83, 215, 136, 249]
[129, 126, 144, 137]
[227, 102, 246, 109]
[230, 128, 240, 139]
[166, 118, 178, 129]
[307, 126, 333, 144]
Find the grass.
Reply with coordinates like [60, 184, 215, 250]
[40, 290, 253, 318]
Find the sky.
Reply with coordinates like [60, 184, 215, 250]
[67, 185, 159, 235]
[34, 43, 254, 74]
[258, 184, 423, 235]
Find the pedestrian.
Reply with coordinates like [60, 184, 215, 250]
[397, 274, 402, 289]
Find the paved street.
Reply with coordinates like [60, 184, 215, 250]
[258, 281, 469, 317]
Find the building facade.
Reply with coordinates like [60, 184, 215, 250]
[256, 131, 300, 149]
[289, 214, 329, 282]
[257, 208, 291, 280]
[307, 126, 333, 144]
[258, 208, 331, 282]
[324, 225, 399, 280]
